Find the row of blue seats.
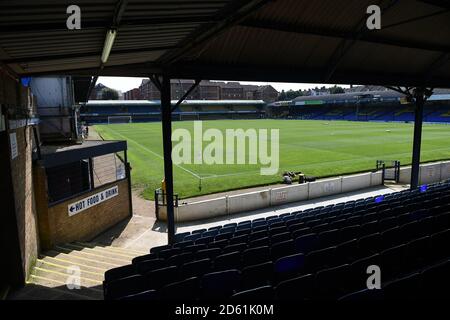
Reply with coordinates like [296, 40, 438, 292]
[171, 184, 449, 244]
[103, 181, 450, 300]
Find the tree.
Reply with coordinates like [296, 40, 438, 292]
[329, 85, 345, 94]
[278, 90, 287, 101]
[278, 89, 305, 101]
[101, 88, 119, 100]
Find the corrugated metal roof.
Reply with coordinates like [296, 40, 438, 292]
[0, 0, 234, 74]
[1, 0, 450, 88]
[175, 0, 450, 87]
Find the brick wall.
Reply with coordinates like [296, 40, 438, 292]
[1, 68, 39, 281]
[10, 125, 39, 277]
[38, 179, 131, 247]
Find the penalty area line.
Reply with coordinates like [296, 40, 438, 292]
[110, 130, 202, 180]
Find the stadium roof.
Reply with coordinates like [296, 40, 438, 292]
[1, 1, 450, 88]
[292, 88, 450, 102]
[293, 90, 404, 102]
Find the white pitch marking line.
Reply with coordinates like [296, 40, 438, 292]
[111, 130, 202, 179]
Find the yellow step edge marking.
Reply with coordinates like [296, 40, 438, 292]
[55, 245, 131, 264]
[100, 246, 147, 255]
[43, 251, 122, 268]
[43, 251, 123, 268]
[33, 267, 102, 284]
[40, 256, 111, 272]
[64, 243, 139, 259]
[36, 260, 105, 277]
[54, 246, 131, 264]
[97, 247, 145, 257]
[75, 242, 147, 255]
[29, 275, 103, 294]
[75, 241, 147, 255]
[30, 274, 67, 286]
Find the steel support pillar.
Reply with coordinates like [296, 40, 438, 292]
[160, 75, 176, 244]
[410, 88, 425, 189]
[385, 86, 432, 189]
[124, 150, 133, 218]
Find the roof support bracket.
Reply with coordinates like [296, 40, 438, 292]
[149, 74, 162, 92]
[171, 79, 201, 112]
[86, 76, 99, 102]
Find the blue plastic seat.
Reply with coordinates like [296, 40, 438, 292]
[161, 277, 199, 300]
[242, 246, 270, 267]
[294, 233, 318, 253]
[201, 269, 241, 299]
[274, 253, 305, 281]
[275, 273, 314, 300]
[214, 251, 241, 271]
[104, 264, 137, 284]
[104, 274, 148, 300]
[231, 285, 274, 301]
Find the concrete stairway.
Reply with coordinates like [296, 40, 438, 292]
[24, 242, 146, 300]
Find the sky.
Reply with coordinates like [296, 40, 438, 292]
[97, 76, 350, 93]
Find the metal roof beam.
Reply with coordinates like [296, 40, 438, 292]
[167, 62, 450, 88]
[158, 0, 271, 65]
[0, 17, 213, 35]
[2, 46, 176, 64]
[240, 19, 450, 53]
[112, 0, 128, 28]
[323, 0, 400, 82]
[419, 0, 450, 9]
[423, 53, 450, 81]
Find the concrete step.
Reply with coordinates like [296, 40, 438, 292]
[39, 256, 109, 274]
[35, 259, 105, 282]
[22, 242, 148, 300]
[32, 262, 103, 288]
[42, 250, 124, 270]
[60, 243, 138, 261]
[25, 274, 103, 300]
[51, 245, 132, 266]
[74, 241, 147, 257]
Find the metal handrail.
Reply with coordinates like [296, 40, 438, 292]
[154, 188, 179, 220]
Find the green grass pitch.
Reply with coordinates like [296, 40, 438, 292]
[94, 120, 450, 200]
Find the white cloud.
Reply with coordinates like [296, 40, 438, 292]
[97, 77, 147, 92]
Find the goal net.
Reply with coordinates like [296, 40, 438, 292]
[107, 116, 132, 124]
